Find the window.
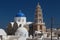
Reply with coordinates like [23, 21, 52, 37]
[40, 25, 42, 30]
[19, 24, 21, 27]
[39, 14, 41, 17]
[18, 19, 20, 22]
[22, 19, 24, 22]
[39, 19, 42, 23]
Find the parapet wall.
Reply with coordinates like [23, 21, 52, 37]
[0, 35, 60, 40]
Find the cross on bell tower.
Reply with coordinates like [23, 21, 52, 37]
[33, 2, 46, 32]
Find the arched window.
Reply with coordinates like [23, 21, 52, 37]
[19, 24, 21, 27]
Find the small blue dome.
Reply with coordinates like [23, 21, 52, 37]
[16, 10, 25, 17]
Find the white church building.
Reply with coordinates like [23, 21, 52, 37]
[6, 10, 32, 35]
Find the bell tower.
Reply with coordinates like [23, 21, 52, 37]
[33, 2, 46, 32]
[35, 2, 43, 24]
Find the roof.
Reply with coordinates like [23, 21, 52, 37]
[15, 24, 28, 38]
[0, 29, 7, 35]
[16, 10, 25, 17]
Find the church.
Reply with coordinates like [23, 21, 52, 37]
[0, 2, 60, 40]
[6, 10, 32, 35]
[6, 2, 46, 35]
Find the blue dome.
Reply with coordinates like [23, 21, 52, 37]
[16, 10, 25, 17]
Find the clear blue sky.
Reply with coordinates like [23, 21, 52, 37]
[0, 0, 60, 29]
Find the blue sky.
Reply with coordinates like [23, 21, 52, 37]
[0, 0, 60, 29]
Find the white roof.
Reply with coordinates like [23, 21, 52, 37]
[15, 24, 28, 35]
[0, 29, 7, 35]
[26, 22, 33, 24]
[15, 24, 28, 38]
[15, 27, 28, 34]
